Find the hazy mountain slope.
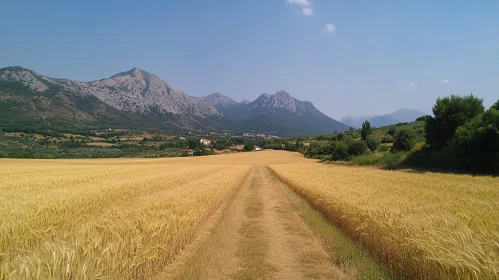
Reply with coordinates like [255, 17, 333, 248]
[341, 108, 426, 128]
[204, 91, 351, 136]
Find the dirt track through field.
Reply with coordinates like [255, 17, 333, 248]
[156, 166, 355, 279]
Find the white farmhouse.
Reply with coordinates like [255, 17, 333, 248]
[200, 138, 211, 146]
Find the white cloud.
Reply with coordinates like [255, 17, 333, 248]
[286, 0, 311, 6]
[321, 24, 336, 33]
[409, 82, 417, 88]
[287, 0, 313, 16]
[440, 79, 450, 84]
[302, 7, 313, 16]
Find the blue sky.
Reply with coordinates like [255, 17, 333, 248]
[1, 0, 498, 119]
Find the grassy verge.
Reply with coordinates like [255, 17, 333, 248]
[269, 169, 400, 280]
[234, 179, 275, 280]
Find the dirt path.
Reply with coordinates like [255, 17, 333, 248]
[156, 166, 356, 279]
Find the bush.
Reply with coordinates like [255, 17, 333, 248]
[331, 141, 349, 161]
[351, 152, 405, 166]
[347, 141, 368, 156]
[305, 141, 333, 158]
[387, 127, 397, 136]
[378, 144, 390, 152]
[381, 135, 394, 144]
[366, 136, 380, 152]
[391, 129, 416, 152]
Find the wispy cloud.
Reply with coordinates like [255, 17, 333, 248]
[440, 79, 450, 84]
[286, 0, 313, 16]
[321, 24, 336, 33]
[397, 82, 417, 88]
[286, 0, 311, 6]
[302, 7, 313, 16]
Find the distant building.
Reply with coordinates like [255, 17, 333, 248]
[200, 138, 211, 146]
[186, 149, 194, 156]
[179, 137, 186, 140]
[256, 134, 265, 137]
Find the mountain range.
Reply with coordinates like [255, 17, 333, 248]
[0, 66, 350, 136]
[341, 109, 427, 128]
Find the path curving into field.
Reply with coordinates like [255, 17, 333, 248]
[156, 166, 356, 280]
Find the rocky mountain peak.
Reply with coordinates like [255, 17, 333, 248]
[110, 67, 153, 80]
[251, 90, 297, 113]
[274, 90, 291, 98]
[241, 99, 250, 104]
[0, 66, 48, 92]
[204, 93, 237, 107]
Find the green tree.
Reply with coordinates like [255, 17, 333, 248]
[243, 139, 254, 151]
[387, 127, 397, 136]
[454, 107, 499, 173]
[295, 137, 303, 150]
[391, 129, 416, 152]
[366, 135, 380, 152]
[492, 99, 499, 110]
[348, 141, 367, 156]
[331, 141, 349, 161]
[188, 139, 200, 150]
[361, 120, 372, 141]
[381, 135, 394, 143]
[425, 94, 484, 150]
[415, 115, 430, 122]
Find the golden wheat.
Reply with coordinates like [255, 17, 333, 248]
[269, 163, 499, 279]
[2, 151, 498, 279]
[0, 158, 252, 279]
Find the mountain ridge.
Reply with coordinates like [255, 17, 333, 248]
[341, 108, 426, 128]
[0, 66, 350, 136]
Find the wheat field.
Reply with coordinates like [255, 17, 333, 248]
[269, 163, 499, 279]
[0, 158, 251, 279]
[1, 152, 498, 279]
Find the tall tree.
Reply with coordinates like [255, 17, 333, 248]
[425, 94, 484, 150]
[492, 99, 499, 110]
[454, 108, 499, 173]
[361, 120, 372, 141]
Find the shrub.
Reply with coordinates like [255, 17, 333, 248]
[366, 136, 380, 152]
[387, 127, 397, 136]
[378, 144, 390, 152]
[351, 152, 405, 166]
[391, 129, 416, 152]
[381, 135, 394, 144]
[348, 141, 368, 156]
[331, 141, 349, 161]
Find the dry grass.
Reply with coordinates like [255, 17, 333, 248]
[87, 142, 114, 147]
[269, 163, 499, 279]
[0, 158, 252, 279]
